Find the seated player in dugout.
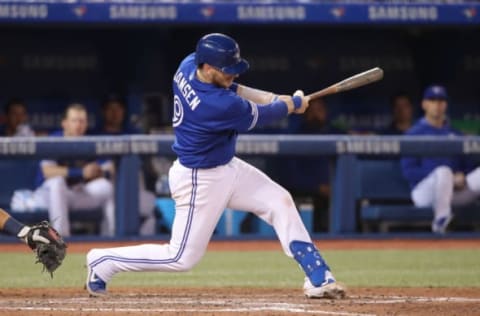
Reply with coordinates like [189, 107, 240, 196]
[93, 94, 141, 135]
[92, 94, 157, 236]
[401, 85, 480, 234]
[278, 98, 345, 232]
[0, 98, 35, 137]
[32, 103, 115, 237]
[85, 33, 345, 299]
[380, 92, 414, 135]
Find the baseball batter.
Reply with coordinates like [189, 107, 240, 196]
[86, 33, 345, 299]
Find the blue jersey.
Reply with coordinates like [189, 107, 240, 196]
[400, 118, 474, 188]
[172, 53, 287, 168]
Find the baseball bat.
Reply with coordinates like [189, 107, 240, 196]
[307, 67, 384, 101]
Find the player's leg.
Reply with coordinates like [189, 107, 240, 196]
[37, 177, 71, 236]
[465, 166, 480, 193]
[452, 167, 480, 206]
[226, 157, 344, 298]
[69, 178, 115, 236]
[411, 166, 454, 233]
[228, 157, 310, 249]
[86, 160, 234, 295]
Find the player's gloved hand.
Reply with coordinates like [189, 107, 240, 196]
[22, 221, 67, 277]
[292, 90, 310, 114]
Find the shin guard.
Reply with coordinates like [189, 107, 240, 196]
[290, 240, 331, 287]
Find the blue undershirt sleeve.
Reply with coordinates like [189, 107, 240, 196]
[255, 100, 289, 128]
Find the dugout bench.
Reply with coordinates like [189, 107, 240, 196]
[354, 158, 480, 232]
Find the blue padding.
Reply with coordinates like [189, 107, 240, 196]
[356, 159, 411, 200]
[361, 206, 432, 221]
[216, 209, 249, 237]
[299, 208, 314, 232]
[0, 159, 38, 209]
[155, 198, 176, 230]
[361, 204, 480, 222]
[253, 208, 314, 237]
[154, 202, 250, 237]
[289, 240, 330, 287]
[253, 218, 276, 237]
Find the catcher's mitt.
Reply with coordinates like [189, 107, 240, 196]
[25, 221, 67, 277]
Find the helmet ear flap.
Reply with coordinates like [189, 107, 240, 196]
[195, 33, 249, 75]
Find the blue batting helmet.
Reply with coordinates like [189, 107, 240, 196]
[195, 33, 249, 75]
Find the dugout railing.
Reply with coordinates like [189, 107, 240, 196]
[0, 134, 480, 237]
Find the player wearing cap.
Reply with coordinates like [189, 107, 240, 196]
[85, 33, 345, 299]
[400, 85, 480, 233]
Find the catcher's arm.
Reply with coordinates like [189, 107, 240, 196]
[0, 209, 65, 277]
[0, 208, 30, 238]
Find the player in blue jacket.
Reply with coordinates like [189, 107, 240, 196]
[85, 33, 345, 299]
[400, 85, 480, 233]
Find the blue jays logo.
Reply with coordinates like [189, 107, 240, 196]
[463, 7, 477, 19]
[172, 95, 184, 127]
[73, 5, 87, 18]
[201, 6, 215, 18]
[330, 7, 346, 19]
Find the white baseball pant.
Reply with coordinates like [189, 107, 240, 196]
[411, 166, 480, 220]
[87, 157, 313, 282]
[34, 176, 115, 237]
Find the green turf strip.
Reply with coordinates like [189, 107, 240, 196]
[1, 249, 479, 288]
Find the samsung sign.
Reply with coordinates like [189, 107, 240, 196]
[109, 5, 177, 20]
[0, 141, 36, 155]
[463, 140, 480, 154]
[336, 140, 400, 154]
[237, 6, 306, 21]
[368, 6, 438, 21]
[0, 4, 48, 19]
[236, 141, 279, 154]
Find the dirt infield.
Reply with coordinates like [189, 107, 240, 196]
[1, 239, 479, 315]
[1, 287, 479, 316]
